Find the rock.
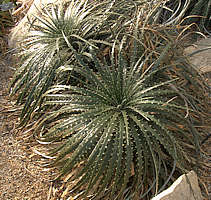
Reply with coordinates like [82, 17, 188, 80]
[9, 0, 69, 47]
[151, 171, 202, 200]
[184, 37, 211, 73]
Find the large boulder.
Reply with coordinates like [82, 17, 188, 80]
[152, 171, 202, 200]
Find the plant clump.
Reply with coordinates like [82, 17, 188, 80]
[10, 0, 211, 199]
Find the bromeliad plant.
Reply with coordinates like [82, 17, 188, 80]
[10, 0, 211, 199]
[9, 0, 114, 126]
[35, 40, 209, 199]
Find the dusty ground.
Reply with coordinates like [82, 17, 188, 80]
[0, 43, 54, 199]
[0, 41, 70, 200]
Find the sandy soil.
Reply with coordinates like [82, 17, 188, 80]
[0, 46, 52, 199]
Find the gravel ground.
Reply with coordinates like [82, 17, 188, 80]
[0, 52, 52, 200]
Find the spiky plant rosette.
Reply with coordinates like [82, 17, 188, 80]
[9, 0, 115, 126]
[34, 40, 209, 199]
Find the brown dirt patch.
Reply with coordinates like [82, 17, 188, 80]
[0, 42, 53, 199]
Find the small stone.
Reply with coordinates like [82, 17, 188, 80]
[152, 171, 202, 200]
